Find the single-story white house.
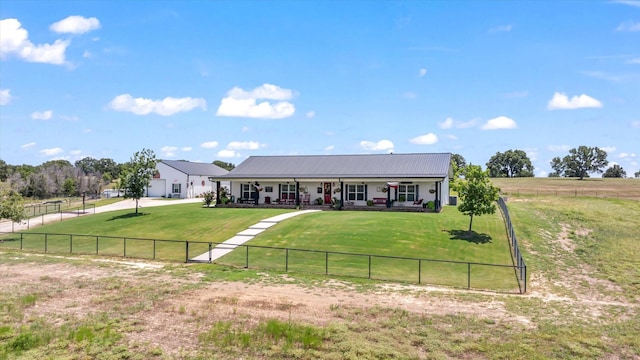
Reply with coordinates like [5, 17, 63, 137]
[147, 160, 229, 198]
[213, 153, 453, 211]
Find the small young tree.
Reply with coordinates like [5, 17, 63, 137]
[121, 148, 157, 214]
[457, 165, 500, 232]
[202, 191, 215, 207]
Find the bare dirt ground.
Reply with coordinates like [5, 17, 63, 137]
[2, 250, 637, 357]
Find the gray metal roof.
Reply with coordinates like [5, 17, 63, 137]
[222, 153, 452, 179]
[160, 160, 229, 176]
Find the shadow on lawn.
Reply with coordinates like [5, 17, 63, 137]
[107, 212, 149, 221]
[444, 229, 492, 244]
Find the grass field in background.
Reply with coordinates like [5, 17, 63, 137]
[491, 177, 640, 200]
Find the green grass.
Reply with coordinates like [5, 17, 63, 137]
[1, 203, 518, 291]
[217, 208, 516, 290]
[1, 182, 639, 359]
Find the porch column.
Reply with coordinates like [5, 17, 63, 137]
[216, 181, 221, 205]
[295, 181, 300, 206]
[386, 185, 391, 208]
[339, 181, 344, 209]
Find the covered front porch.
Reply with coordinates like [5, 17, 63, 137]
[212, 178, 447, 212]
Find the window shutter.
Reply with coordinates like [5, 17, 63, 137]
[364, 185, 368, 200]
[416, 184, 419, 199]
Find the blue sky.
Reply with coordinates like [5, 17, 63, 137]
[1, 0, 638, 176]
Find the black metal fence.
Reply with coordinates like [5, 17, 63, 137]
[497, 197, 527, 293]
[4, 204, 96, 231]
[0, 231, 524, 293]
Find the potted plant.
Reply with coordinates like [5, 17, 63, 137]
[398, 195, 406, 202]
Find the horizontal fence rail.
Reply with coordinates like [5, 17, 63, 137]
[500, 189, 640, 201]
[0, 230, 526, 293]
[497, 197, 527, 293]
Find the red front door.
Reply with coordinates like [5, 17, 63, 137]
[323, 183, 332, 204]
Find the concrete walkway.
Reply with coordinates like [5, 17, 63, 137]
[190, 210, 321, 262]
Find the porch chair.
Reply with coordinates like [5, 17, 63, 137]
[413, 199, 423, 206]
[302, 193, 310, 205]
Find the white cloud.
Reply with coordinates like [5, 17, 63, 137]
[409, 133, 438, 145]
[40, 147, 63, 156]
[445, 134, 458, 141]
[419, 68, 427, 77]
[481, 116, 517, 130]
[161, 146, 178, 157]
[241, 126, 251, 132]
[50, 16, 101, 34]
[108, 94, 206, 116]
[0, 18, 69, 65]
[547, 92, 603, 110]
[324, 145, 335, 151]
[83, 50, 92, 58]
[548, 145, 571, 152]
[21, 142, 36, 149]
[200, 141, 219, 149]
[181, 147, 192, 152]
[360, 139, 394, 152]
[227, 141, 261, 150]
[216, 83, 296, 119]
[438, 117, 478, 129]
[217, 149, 239, 158]
[69, 149, 82, 156]
[537, 170, 548, 177]
[611, 0, 640, 7]
[0, 89, 13, 105]
[31, 110, 53, 120]
[489, 24, 513, 33]
[306, 111, 315, 118]
[619, 152, 637, 159]
[504, 90, 528, 98]
[626, 58, 640, 64]
[602, 146, 616, 153]
[616, 20, 640, 32]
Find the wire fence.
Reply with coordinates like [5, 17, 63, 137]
[0, 230, 525, 293]
[500, 188, 640, 201]
[2, 204, 96, 232]
[497, 197, 527, 293]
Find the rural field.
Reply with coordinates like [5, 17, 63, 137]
[1, 178, 639, 359]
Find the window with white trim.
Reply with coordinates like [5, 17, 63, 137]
[172, 183, 181, 194]
[398, 184, 417, 201]
[241, 184, 257, 199]
[280, 184, 296, 199]
[347, 184, 366, 201]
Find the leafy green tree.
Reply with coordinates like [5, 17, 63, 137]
[603, 165, 626, 178]
[457, 165, 500, 232]
[0, 159, 9, 181]
[121, 149, 157, 214]
[486, 149, 534, 178]
[635, 171, 640, 179]
[0, 182, 27, 223]
[449, 153, 467, 192]
[62, 178, 77, 196]
[550, 146, 608, 180]
[213, 160, 235, 171]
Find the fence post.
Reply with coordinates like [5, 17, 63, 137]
[286, 248, 289, 272]
[325, 252, 328, 275]
[153, 240, 156, 260]
[185, 241, 189, 263]
[45, 233, 48, 253]
[96, 236, 99, 255]
[524, 265, 527, 293]
[70, 234, 73, 254]
[418, 259, 421, 284]
[467, 263, 471, 289]
[245, 246, 249, 268]
[123, 237, 127, 257]
[20, 233, 23, 250]
[208, 242, 212, 263]
[368, 255, 371, 279]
